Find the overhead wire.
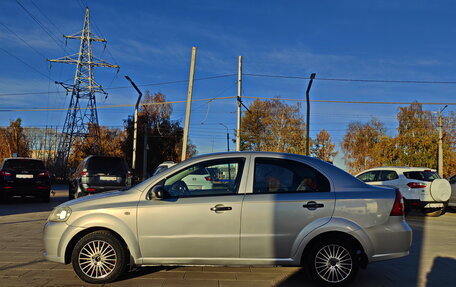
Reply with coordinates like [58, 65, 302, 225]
[244, 72, 456, 85]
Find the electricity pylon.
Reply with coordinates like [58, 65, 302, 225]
[49, 7, 119, 175]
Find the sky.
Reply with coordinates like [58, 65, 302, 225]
[0, 0, 455, 169]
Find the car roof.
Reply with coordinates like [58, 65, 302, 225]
[3, 157, 43, 161]
[358, 166, 437, 174]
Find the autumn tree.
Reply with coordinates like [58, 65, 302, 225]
[0, 118, 30, 161]
[240, 98, 307, 154]
[68, 124, 126, 168]
[341, 118, 388, 173]
[311, 129, 338, 162]
[123, 92, 196, 178]
[341, 103, 455, 176]
[394, 102, 438, 168]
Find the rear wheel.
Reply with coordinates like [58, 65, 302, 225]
[306, 238, 359, 287]
[41, 192, 50, 203]
[71, 230, 127, 284]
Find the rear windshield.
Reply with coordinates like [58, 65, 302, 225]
[3, 159, 45, 170]
[404, 171, 440, 181]
[87, 157, 127, 173]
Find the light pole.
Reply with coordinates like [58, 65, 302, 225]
[219, 123, 230, 152]
[124, 75, 143, 178]
[305, 73, 316, 156]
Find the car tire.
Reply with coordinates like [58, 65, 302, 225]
[41, 192, 50, 203]
[306, 238, 359, 287]
[71, 230, 128, 284]
[69, 184, 75, 200]
[423, 207, 445, 217]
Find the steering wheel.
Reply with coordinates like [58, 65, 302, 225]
[170, 180, 190, 197]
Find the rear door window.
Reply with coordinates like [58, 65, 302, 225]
[404, 171, 440, 182]
[4, 159, 45, 170]
[356, 171, 380, 182]
[379, 170, 399, 181]
[253, 158, 330, 193]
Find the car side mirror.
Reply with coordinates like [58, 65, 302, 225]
[150, 185, 170, 200]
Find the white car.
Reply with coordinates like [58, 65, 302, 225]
[448, 174, 456, 211]
[152, 161, 176, 176]
[356, 167, 451, 216]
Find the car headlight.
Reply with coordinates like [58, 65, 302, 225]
[48, 206, 72, 222]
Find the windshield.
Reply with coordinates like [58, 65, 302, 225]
[3, 159, 45, 170]
[404, 171, 440, 181]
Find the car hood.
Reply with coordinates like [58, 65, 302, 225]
[62, 187, 142, 212]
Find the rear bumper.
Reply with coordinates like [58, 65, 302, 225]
[80, 185, 126, 194]
[353, 218, 412, 263]
[0, 185, 50, 196]
[406, 199, 447, 209]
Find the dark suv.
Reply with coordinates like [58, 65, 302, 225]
[0, 158, 51, 202]
[69, 155, 131, 199]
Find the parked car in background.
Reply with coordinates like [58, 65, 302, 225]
[0, 158, 51, 202]
[152, 161, 176, 176]
[448, 174, 456, 211]
[44, 152, 411, 286]
[356, 167, 451, 216]
[69, 156, 131, 199]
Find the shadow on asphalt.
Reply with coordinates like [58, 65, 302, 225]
[426, 257, 456, 285]
[0, 185, 68, 216]
[116, 266, 176, 282]
[0, 259, 46, 271]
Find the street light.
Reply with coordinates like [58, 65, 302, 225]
[124, 75, 143, 179]
[219, 123, 230, 152]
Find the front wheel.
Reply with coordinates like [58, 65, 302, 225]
[71, 230, 128, 284]
[306, 239, 359, 286]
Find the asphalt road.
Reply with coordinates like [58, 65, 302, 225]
[0, 185, 455, 287]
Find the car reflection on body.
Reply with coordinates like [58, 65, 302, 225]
[43, 152, 412, 286]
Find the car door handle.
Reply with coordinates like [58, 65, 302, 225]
[303, 201, 324, 209]
[210, 205, 232, 212]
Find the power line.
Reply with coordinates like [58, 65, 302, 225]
[0, 48, 52, 80]
[15, 0, 68, 52]
[242, 96, 456, 106]
[0, 21, 48, 59]
[0, 74, 237, 97]
[244, 72, 456, 85]
[29, 0, 65, 36]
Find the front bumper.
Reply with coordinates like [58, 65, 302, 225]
[43, 221, 84, 264]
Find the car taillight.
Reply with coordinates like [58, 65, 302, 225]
[87, 188, 95, 192]
[81, 171, 88, 176]
[390, 189, 404, 216]
[204, 176, 212, 181]
[0, 171, 12, 176]
[38, 171, 49, 177]
[407, 182, 426, 188]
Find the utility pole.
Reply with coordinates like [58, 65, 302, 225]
[219, 123, 230, 152]
[305, 73, 316, 156]
[48, 7, 119, 177]
[181, 47, 197, 161]
[124, 76, 143, 175]
[436, 105, 448, 177]
[236, 56, 242, 152]
[142, 124, 148, 180]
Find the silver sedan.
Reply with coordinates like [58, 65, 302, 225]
[43, 152, 412, 286]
